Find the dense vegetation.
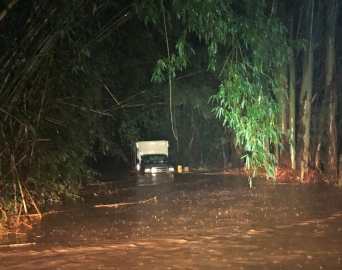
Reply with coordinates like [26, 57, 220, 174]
[0, 0, 341, 228]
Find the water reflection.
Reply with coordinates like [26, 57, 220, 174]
[2, 173, 342, 270]
[137, 173, 174, 186]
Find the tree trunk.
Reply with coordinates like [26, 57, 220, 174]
[298, 0, 314, 182]
[288, 15, 296, 171]
[222, 141, 227, 171]
[339, 155, 342, 186]
[314, 100, 325, 172]
[324, 0, 339, 183]
[275, 65, 288, 165]
[326, 79, 338, 182]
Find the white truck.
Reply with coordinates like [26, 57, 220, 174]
[135, 140, 174, 174]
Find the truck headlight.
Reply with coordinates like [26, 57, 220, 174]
[169, 167, 174, 172]
[151, 167, 157, 173]
[144, 168, 151, 173]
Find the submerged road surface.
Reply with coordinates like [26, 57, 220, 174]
[1, 173, 342, 269]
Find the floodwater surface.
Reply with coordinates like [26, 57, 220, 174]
[1, 172, 342, 269]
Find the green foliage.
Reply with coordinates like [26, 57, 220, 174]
[152, 60, 167, 83]
[137, 0, 290, 185]
[0, 0, 115, 225]
[0, 0, 294, 231]
[211, 62, 283, 186]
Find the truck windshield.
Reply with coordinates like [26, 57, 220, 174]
[142, 154, 168, 164]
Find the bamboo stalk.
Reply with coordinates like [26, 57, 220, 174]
[57, 100, 111, 116]
[86, 5, 134, 48]
[161, 0, 178, 144]
[113, 102, 168, 110]
[103, 84, 120, 105]
[17, 181, 27, 214]
[13, 182, 17, 214]
[16, 203, 23, 227]
[113, 90, 147, 107]
[37, 89, 46, 126]
[22, 183, 42, 218]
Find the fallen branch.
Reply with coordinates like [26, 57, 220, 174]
[94, 196, 157, 208]
[0, 242, 36, 248]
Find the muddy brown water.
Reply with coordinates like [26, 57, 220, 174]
[1, 172, 342, 269]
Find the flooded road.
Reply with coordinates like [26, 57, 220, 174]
[1, 173, 342, 269]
